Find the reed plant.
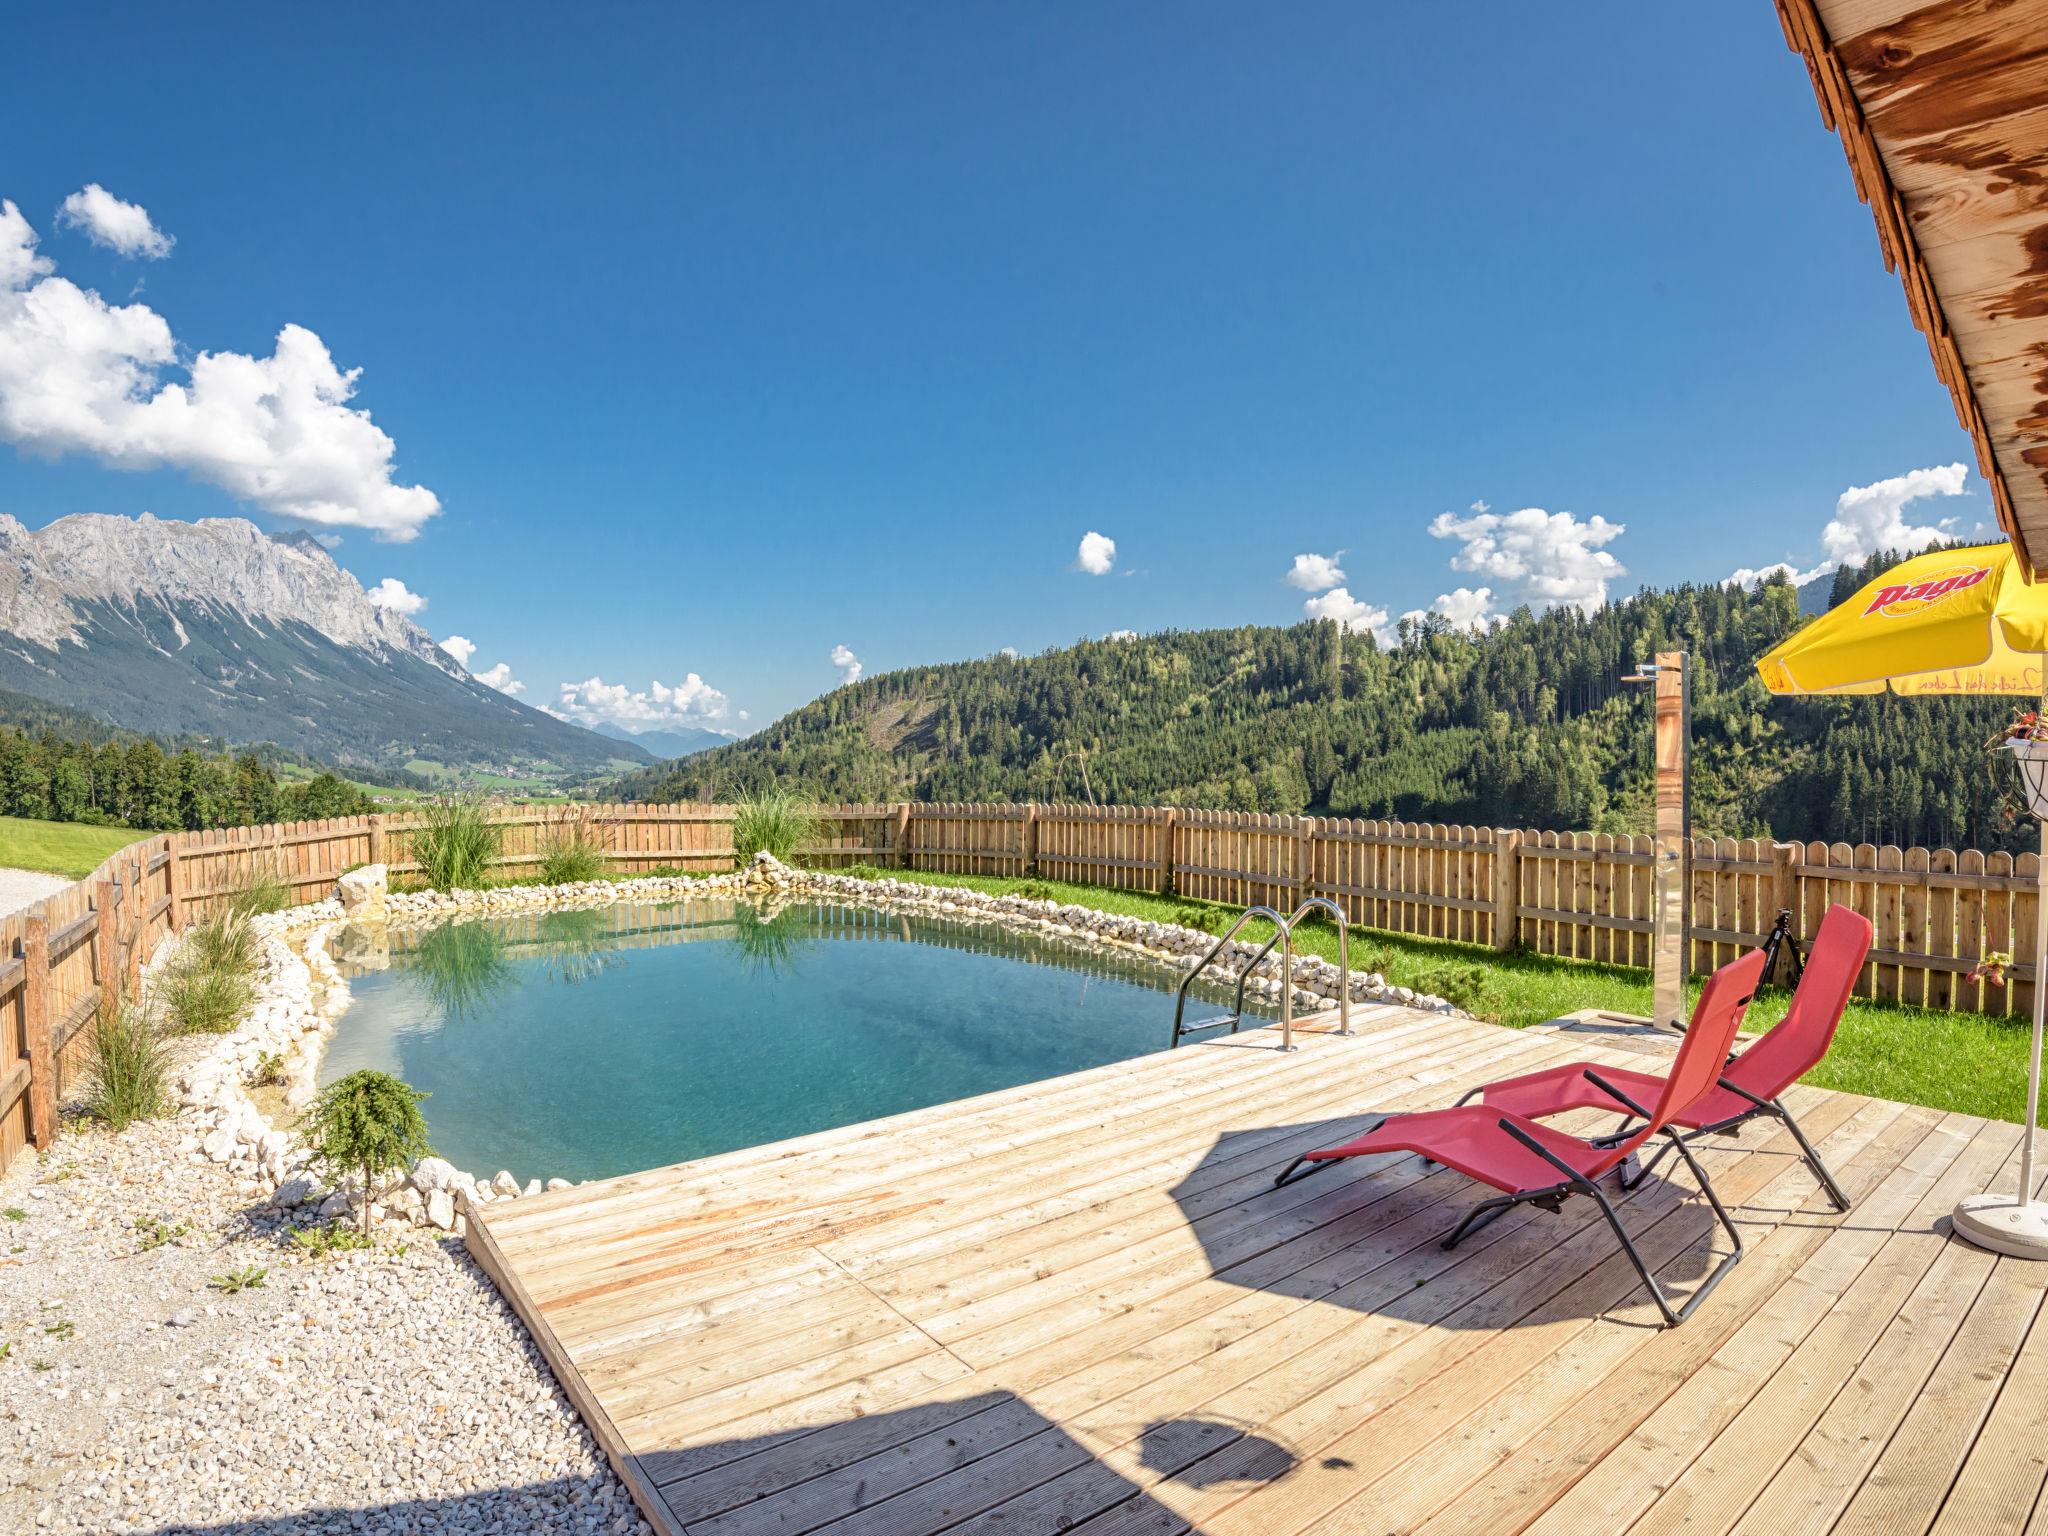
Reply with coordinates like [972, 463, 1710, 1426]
[408, 795, 504, 890]
[88, 999, 170, 1130]
[162, 953, 255, 1035]
[227, 862, 291, 919]
[185, 904, 257, 977]
[731, 790, 819, 866]
[537, 810, 609, 885]
[407, 918, 511, 1021]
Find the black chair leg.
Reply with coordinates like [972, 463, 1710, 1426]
[1773, 1098, 1851, 1212]
[1441, 1193, 1519, 1251]
[1618, 1135, 1677, 1191]
[1274, 1153, 1336, 1189]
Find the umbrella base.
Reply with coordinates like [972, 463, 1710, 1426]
[1953, 1193, 2048, 1259]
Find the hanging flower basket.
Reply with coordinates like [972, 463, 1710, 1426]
[2002, 736, 2048, 818]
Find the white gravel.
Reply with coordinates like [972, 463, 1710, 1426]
[0, 1115, 654, 1535]
[0, 867, 71, 920]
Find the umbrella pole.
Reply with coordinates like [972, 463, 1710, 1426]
[2026, 815, 2047, 1200]
[1952, 791, 2048, 1257]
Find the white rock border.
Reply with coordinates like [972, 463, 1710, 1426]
[165, 852, 1461, 1235]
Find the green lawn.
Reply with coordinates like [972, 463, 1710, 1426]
[0, 815, 150, 880]
[835, 864, 2032, 1126]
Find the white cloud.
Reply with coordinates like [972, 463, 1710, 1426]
[55, 184, 174, 260]
[1425, 505, 1625, 614]
[1303, 587, 1394, 643]
[0, 202, 53, 289]
[364, 576, 426, 615]
[998, 646, 1020, 659]
[0, 198, 439, 540]
[472, 661, 524, 696]
[1105, 629, 1138, 642]
[1075, 531, 1116, 575]
[1426, 586, 1497, 631]
[554, 674, 731, 729]
[439, 634, 477, 669]
[1820, 462, 1971, 568]
[831, 644, 863, 685]
[1722, 560, 1830, 590]
[1284, 552, 1346, 592]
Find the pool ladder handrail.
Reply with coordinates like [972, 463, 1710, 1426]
[1170, 898, 1350, 1052]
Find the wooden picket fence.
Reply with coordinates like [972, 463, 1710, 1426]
[5, 799, 2042, 1179]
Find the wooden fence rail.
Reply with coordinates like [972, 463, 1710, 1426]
[5, 799, 2041, 1178]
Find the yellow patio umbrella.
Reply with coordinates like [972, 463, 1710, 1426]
[1758, 541, 2048, 1257]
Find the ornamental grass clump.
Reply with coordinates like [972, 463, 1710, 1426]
[408, 794, 504, 890]
[87, 998, 170, 1131]
[731, 790, 819, 866]
[537, 810, 609, 885]
[227, 863, 291, 919]
[162, 955, 254, 1035]
[300, 1069, 432, 1235]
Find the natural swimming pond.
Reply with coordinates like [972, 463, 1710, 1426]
[321, 898, 1268, 1184]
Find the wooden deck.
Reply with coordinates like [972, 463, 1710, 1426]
[464, 1005, 2048, 1536]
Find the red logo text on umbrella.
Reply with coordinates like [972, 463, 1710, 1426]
[1861, 565, 1992, 618]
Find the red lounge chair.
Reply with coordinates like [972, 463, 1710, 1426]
[1466, 903, 1873, 1213]
[1273, 947, 1768, 1327]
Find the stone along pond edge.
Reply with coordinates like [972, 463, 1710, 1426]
[165, 851, 1466, 1237]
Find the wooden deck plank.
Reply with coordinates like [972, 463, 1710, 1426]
[460, 1009, 2048, 1536]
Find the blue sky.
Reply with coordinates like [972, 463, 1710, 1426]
[0, 4, 1989, 736]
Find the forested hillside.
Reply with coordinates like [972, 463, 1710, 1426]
[0, 727, 372, 833]
[621, 552, 2029, 851]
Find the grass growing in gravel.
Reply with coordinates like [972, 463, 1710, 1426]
[161, 955, 254, 1035]
[86, 1000, 170, 1130]
[836, 864, 2033, 1126]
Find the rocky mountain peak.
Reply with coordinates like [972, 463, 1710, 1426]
[0, 512, 463, 676]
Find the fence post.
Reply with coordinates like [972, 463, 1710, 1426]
[1024, 805, 1040, 876]
[165, 837, 183, 932]
[368, 813, 387, 867]
[94, 876, 119, 1003]
[1492, 828, 1523, 951]
[125, 856, 146, 991]
[894, 803, 912, 869]
[1157, 809, 1178, 896]
[22, 916, 52, 1152]
[1770, 841, 1802, 983]
[1294, 818, 1313, 904]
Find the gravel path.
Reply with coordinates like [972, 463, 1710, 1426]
[0, 868, 71, 919]
[0, 1114, 653, 1535]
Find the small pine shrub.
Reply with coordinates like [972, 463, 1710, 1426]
[88, 1000, 170, 1131]
[300, 1070, 433, 1234]
[408, 795, 505, 890]
[538, 812, 609, 885]
[163, 956, 254, 1035]
[730, 790, 819, 866]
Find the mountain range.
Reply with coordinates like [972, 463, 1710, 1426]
[0, 513, 645, 779]
[617, 553, 2021, 853]
[590, 720, 734, 761]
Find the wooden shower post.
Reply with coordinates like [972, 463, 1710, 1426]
[1651, 650, 1690, 1032]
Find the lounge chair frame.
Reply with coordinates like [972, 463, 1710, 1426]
[1277, 1066, 1747, 1328]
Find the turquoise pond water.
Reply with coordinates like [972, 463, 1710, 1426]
[320, 899, 1268, 1185]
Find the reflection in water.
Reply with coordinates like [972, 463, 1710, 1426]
[409, 919, 512, 1023]
[728, 902, 816, 978]
[533, 907, 620, 987]
[324, 898, 1273, 1183]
